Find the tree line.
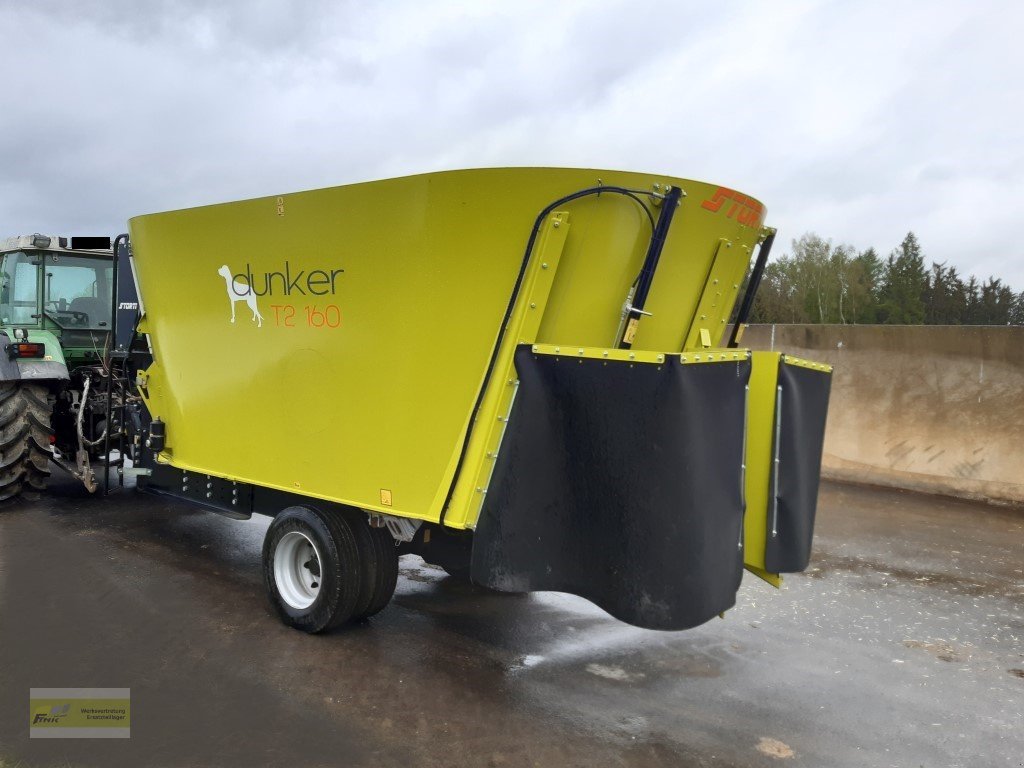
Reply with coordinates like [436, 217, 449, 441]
[748, 232, 1024, 326]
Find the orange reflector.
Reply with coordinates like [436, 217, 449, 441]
[12, 343, 44, 359]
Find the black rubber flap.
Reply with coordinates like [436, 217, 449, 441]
[471, 345, 751, 630]
[764, 360, 832, 573]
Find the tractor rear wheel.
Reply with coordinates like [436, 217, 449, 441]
[0, 382, 53, 502]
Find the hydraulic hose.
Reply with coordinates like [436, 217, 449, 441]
[103, 233, 129, 493]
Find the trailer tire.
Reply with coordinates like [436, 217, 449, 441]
[0, 382, 53, 503]
[263, 506, 362, 633]
[355, 525, 398, 620]
[349, 514, 381, 619]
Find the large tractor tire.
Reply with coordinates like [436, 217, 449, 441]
[0, 382, 53, 502]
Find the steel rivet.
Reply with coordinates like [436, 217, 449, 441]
[541, 263, 549, 269]
[553, 221, 560, 228]
[530, 302, 536, 309]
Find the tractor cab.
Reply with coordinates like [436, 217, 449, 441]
[0, 234, 114, 368]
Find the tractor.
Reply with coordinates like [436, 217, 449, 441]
[0, 233, 135, 500]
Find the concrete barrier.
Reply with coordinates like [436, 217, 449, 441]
[743, 324, 1024, 506]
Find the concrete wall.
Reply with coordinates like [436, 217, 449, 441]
[743, 324, 1024, 506]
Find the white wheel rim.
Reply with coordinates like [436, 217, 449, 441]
[274, 531, 322, 609]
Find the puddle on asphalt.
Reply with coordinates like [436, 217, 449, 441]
[805, 552, 1014, 598]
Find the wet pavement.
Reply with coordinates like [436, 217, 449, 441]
[0, 472, 1021, 768]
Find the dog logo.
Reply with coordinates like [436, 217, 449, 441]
[217, 265, 263, 328]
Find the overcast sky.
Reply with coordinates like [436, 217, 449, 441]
[3, 0, 1022, 286]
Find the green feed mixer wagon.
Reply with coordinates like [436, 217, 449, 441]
[7, 168, 833, 633]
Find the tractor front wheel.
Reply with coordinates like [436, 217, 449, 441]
[0, 382, 53, 502]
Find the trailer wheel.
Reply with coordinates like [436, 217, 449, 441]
[263, 506, 362, 633]
[354, 524, 398, 620]
[0, 382, 53, 503]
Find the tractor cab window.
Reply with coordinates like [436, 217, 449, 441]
[0, 251, 40, 325]
[44, 254, 114, 329]
[0, 251, 113, 329]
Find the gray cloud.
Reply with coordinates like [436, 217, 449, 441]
[2, 0, 1021, 287]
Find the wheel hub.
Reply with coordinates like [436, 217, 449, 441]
[274, 531, 322, 609]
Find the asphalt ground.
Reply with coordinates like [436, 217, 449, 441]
[0, 471, 1021, 767]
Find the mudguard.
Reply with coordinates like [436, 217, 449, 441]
[472, 345, 751, 630]
[763, 359, 832, 573]
[0, 330, 69, 381]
